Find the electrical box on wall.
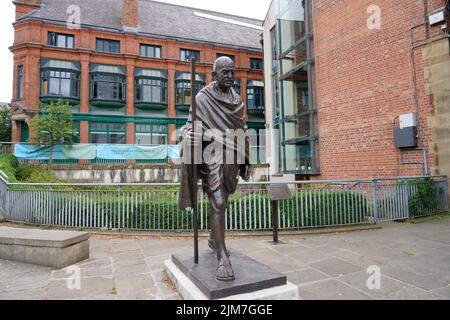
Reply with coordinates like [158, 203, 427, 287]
[399, 113, 418, 129]
[394, 127, 418, 148]
[394, 113, 418, 148]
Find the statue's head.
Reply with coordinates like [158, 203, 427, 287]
[213, 56, 235, 90]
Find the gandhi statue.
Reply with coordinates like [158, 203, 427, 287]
[178, 57, 251, 282]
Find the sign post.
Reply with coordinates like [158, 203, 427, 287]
[266, 184, 293, 244]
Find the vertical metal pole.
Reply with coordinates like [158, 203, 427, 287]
[272, 200, 279, 244]
[191, 57, 199, 264]
[372, 180, 378, 224]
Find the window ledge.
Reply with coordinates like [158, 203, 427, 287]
[135, 102, 168, 111]
[40, 96, 80, 105]
[90, 100, 125, 108]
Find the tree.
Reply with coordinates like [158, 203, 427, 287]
[31, 100, 78, 167]
[0, 107, 12, 142]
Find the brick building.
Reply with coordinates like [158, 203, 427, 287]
[10, 0, 265, 162]
[263, 0, 450, 190]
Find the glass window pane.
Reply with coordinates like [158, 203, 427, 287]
[278, 0, 307, 54]
[97, 81, 114, 100]
[136, 134, 151, 145]
[72, 79, 79, 97]
[49, 78, 60, 95]
[67, 36, 74, 48]
[60, 78, 71, 97]
[90, 133, 107, 144]
[110, 134, 126, 144]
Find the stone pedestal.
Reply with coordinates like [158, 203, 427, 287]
[164, 250, 299, 300]
[0, 227, 89, 268]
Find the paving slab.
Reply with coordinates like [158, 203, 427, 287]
[0, 218, 449, 300]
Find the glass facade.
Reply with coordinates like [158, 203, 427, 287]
[273, 0, 319, 174]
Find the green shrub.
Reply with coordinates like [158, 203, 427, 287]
[408, 178, 439, 217]
[23, 189, 370, 230]
[0, 154, 18, 182]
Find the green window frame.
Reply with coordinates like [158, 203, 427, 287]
[17, 65, 23, 99]
[175, 80, 204, 106]
[135, 78, 168, 104]
[135, 124, 168, 145]
[90, 74, 126, 102]
[140, 44, 162, 58]
[89, 122, 126, 144]
[41, 70, 80, 99]
[180, 49, 200, 62]
[96, 38, 120, 54]
[48, 32, 74, 49]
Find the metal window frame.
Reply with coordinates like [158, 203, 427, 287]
[48, 32, 75, 49]
[135, 77, 168, 104]
[135, 123, 169, 146]
[180, 49, 201, 62]
[89, 121, 126, 144]
[40, 68, 81, 99]
[90, 72, 126, 102]
[96, 38, 121, 54]
[140, 44, 162, 58]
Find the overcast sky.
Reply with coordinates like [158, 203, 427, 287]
[0, 0, 272, 103]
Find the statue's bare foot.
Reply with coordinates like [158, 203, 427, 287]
[216, 259, 235, 282]
[208, 236, 230, 257]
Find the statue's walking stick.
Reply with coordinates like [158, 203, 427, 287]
[191, 57, 199, 264]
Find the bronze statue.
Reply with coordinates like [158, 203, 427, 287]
[179, 57, 251, 282]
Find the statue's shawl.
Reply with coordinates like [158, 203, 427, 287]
[178, 82, 249, 210]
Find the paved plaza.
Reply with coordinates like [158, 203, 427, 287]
[1, 215, 450, 300]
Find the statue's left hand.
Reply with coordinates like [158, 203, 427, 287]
[239, 164, 251, 182]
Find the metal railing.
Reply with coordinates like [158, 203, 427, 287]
[0, 173, 448, 232]
[0, 142, 14, 155]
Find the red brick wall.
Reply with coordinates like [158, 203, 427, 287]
[10, 18, 263, 144]
[313, 0, 445, 179]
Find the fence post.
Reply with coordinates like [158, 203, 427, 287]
[372, 179, 378, 224]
